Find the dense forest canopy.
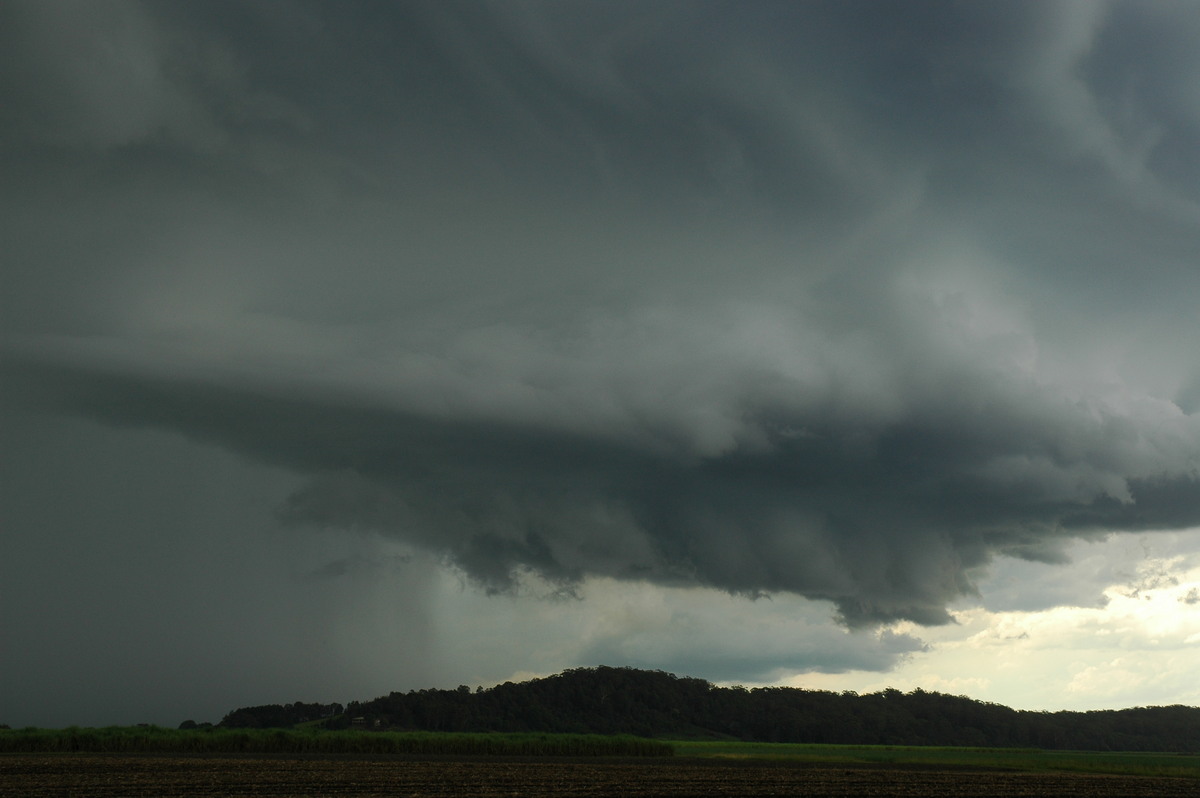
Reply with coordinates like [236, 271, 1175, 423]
[212, 666, 1200, 752]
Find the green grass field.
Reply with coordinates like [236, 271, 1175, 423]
[672, 740, 1200, 779]
[4, 728, 1198, 779]
[0, 726, 671, 757]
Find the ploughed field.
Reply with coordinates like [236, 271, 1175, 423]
[4, 755, 1199, 797]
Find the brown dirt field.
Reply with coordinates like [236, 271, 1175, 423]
[2, 754, 1197, 797]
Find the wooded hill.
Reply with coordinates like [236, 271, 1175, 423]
[215, 666, 1200, 752]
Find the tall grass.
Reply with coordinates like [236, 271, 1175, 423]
[0, 726, 671, 757]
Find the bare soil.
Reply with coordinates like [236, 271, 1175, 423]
[2, 754, 1197, 797]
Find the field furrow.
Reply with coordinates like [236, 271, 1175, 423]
[3, 756, 1198, 797]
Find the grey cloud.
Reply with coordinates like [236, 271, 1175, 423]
[0, 0, 200, 149]
[4, 0, 1200, 646]
[7, 284, 1198, 627]
[977, 532, 1200, 614]
[0, 0, 292, 154]
[307, 554, 413, 581]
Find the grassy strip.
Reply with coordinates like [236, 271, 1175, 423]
[0, 727, 672, 757]
[672, 741, 1200, 779]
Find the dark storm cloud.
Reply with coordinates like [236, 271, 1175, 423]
[7, 304, 1196, 628]
[3, 0, 1200, 629]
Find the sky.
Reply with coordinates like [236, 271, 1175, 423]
[2, 0, 1200, 729]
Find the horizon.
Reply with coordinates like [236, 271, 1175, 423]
[12, 662, 1200, 731]
[3, 0, 1200, 730]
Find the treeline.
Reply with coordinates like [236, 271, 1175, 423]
[216, 701, 343, 729]
[218, 666, 1200, 752]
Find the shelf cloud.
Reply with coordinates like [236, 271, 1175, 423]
[3, 0, 1200, 718]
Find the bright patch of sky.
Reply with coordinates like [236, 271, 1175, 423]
[784, 531, 1200, 710]
[339, 528, 1200, 714]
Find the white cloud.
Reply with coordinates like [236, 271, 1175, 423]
[777, 532, 1200, 710]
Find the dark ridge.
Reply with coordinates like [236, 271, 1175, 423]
[215, 666, 1200, 752]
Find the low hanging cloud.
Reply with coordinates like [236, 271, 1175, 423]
[8, 280, 1198, 628]
[3, 0, 1200, 629]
